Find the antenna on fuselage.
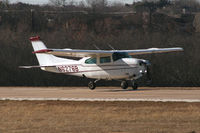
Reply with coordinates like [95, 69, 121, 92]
[107, 44, 115, 50]
[93, 44, 101, 50]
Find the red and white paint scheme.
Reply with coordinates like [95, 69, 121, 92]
[20, 36, 183, 90]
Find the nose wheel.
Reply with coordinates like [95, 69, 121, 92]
[131, 80, 138, 90]
[120, 80, 138, 90]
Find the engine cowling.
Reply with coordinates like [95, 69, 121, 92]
[138, 59, 152, 82]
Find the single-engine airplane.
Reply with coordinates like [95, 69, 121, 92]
[20, 36, 183, 90]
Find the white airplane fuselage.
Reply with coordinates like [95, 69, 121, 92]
[42, 57, 147, 80]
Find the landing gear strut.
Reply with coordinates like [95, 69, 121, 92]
[121, 81, 128, 89]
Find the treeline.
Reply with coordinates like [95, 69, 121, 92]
[0, 0, 200, 86]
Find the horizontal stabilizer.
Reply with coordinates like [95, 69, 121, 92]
[19, 65, 55, 69]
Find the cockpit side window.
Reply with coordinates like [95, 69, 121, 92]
[85, 58, 97, 64]
[100, 56, 111, 64]
[112, 52, 132, 61]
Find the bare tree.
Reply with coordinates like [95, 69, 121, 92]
[134, 0, 170, 26]
[86, 0, 108, 9]
[0, 0, 9, 8]
[49, 0, 66, 6]
[2, 0, 9, 5]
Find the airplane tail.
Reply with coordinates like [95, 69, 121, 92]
[30, 36, 73, 66]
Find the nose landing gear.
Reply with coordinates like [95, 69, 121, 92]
[131, 80, 138, 90]
[120, 80, 138, 90]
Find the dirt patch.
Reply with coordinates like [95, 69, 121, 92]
[0, 101, 199, 133]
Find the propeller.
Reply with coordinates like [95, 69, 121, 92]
[139, 60, 152, 84]
[146, 65, 152, 84]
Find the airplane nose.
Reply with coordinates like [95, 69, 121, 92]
[138, 60, 151, 75]
[138, 60, 152, 83]
[138, 60, 151, 66]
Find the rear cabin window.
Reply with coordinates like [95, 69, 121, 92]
[85, 58, 97, 64]
[112, 52, 132, 61]
[100, 56, 111, 64]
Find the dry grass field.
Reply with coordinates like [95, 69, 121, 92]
[0, 101, 199, 133]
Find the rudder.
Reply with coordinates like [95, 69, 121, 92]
[30, 36, 55, 66]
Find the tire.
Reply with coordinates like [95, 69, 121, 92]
[88, 81, 96, 90]
[121, 81, 128, 89]
[132, 82, 138, 90]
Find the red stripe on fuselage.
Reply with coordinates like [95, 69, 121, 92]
[58, 67, 138, 74]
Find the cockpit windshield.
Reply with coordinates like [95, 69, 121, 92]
[85, 57, 97, 64]
[112, 52, 132, 61]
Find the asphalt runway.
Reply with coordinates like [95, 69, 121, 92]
[0, 87, 200, 102]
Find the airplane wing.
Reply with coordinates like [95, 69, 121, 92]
[32, 47, 183, 57]
[32, 49, 113, 57]
[123, 47, 183, 56]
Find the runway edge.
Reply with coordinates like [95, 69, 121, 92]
[1, 97, 200, 102]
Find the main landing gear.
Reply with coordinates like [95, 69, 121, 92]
[88, 79, 100, 90]
[121, 81, 128, 89]
[88, 80, 138, 90]
[120, 80, 138, 90]
[88, 81, 96, 90]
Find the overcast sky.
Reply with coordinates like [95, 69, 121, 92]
[9, 0, 136, 5]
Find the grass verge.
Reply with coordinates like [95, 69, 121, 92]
[0, 101, 199, 133]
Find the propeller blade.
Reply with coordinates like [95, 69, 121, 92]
[146, 66, 152, 81]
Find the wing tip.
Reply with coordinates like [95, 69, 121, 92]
[19, 66, 33, 69]
[19, 65, 42, 68]
[30, 36, 40, 41]
[173, 47, 184, 51]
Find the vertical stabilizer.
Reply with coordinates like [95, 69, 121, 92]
[30, 36, 55, 66]
[30, 36, 75, 66]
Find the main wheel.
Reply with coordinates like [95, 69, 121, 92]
[131, 81, 138, 90]
[121, 81, 128, 89]
[88, 81, 96, 90]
